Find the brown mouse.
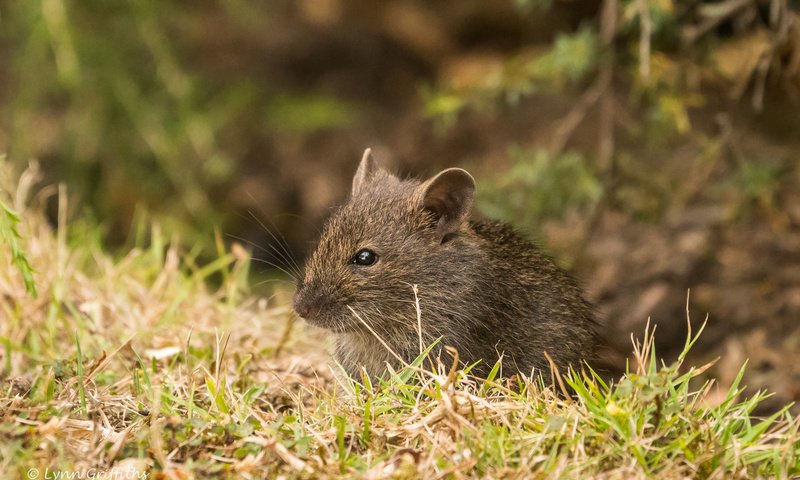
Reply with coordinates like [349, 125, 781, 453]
[294, 149, 596, 381]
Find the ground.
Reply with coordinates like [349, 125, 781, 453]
[1, 164, 799, 478]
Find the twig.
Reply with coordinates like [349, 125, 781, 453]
[752, 0, 793, 110]
[548, 73, 610, 155]
[572, 0, 617, 265]
[597, 0, 618, 172]
[549, 0, 616, 156]
[637, 0, 652, 81]
[682, 0, 755, 46]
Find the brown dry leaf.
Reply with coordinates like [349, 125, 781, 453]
[713, 28, 771, 94]
[439, 53, 506, 93]
[240, 435, 313, 473]
[786, 16, 800, 91]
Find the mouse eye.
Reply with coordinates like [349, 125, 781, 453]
[352, 249, 378, 266]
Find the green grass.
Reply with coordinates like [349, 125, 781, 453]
[1, 161, 799, 479]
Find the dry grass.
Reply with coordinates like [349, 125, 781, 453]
[1, 161, 799, 479]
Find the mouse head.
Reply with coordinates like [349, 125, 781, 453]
[293, 149, 477, 335]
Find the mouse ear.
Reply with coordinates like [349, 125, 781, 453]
[415, 168, 475, 242]
[352, 148, 379, 196]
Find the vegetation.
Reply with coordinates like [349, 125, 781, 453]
[4, 1, 797, 250]
[428, 0, 799, 234]
[2, 162, 798, 478]
[2, 1, 799, 477]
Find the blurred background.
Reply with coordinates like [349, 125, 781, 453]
[2, 0, 799, 410]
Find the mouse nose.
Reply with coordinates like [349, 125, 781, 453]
[293, 298, 312, 319]
[293, 288, 321, 320]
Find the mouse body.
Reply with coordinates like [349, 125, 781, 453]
[293, 149, 596, 380]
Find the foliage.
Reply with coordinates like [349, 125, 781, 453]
[0, 157, 38, 297]
[425, 0, 799, 224]
[2, 1, 358, 248]
[429, 0, 798, 126]
[478, 147, 603, 231]
[0, 201, 37, 298]
[7, 1, 228, 228]
[424, 26, 599, 123]
[3, 0, 797, 254]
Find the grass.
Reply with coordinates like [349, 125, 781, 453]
[1, 161, 799, 479]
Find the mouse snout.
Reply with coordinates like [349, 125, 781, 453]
[293, 287, 324, 321]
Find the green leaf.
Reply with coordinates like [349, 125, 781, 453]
[0, 200, 37, 297]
